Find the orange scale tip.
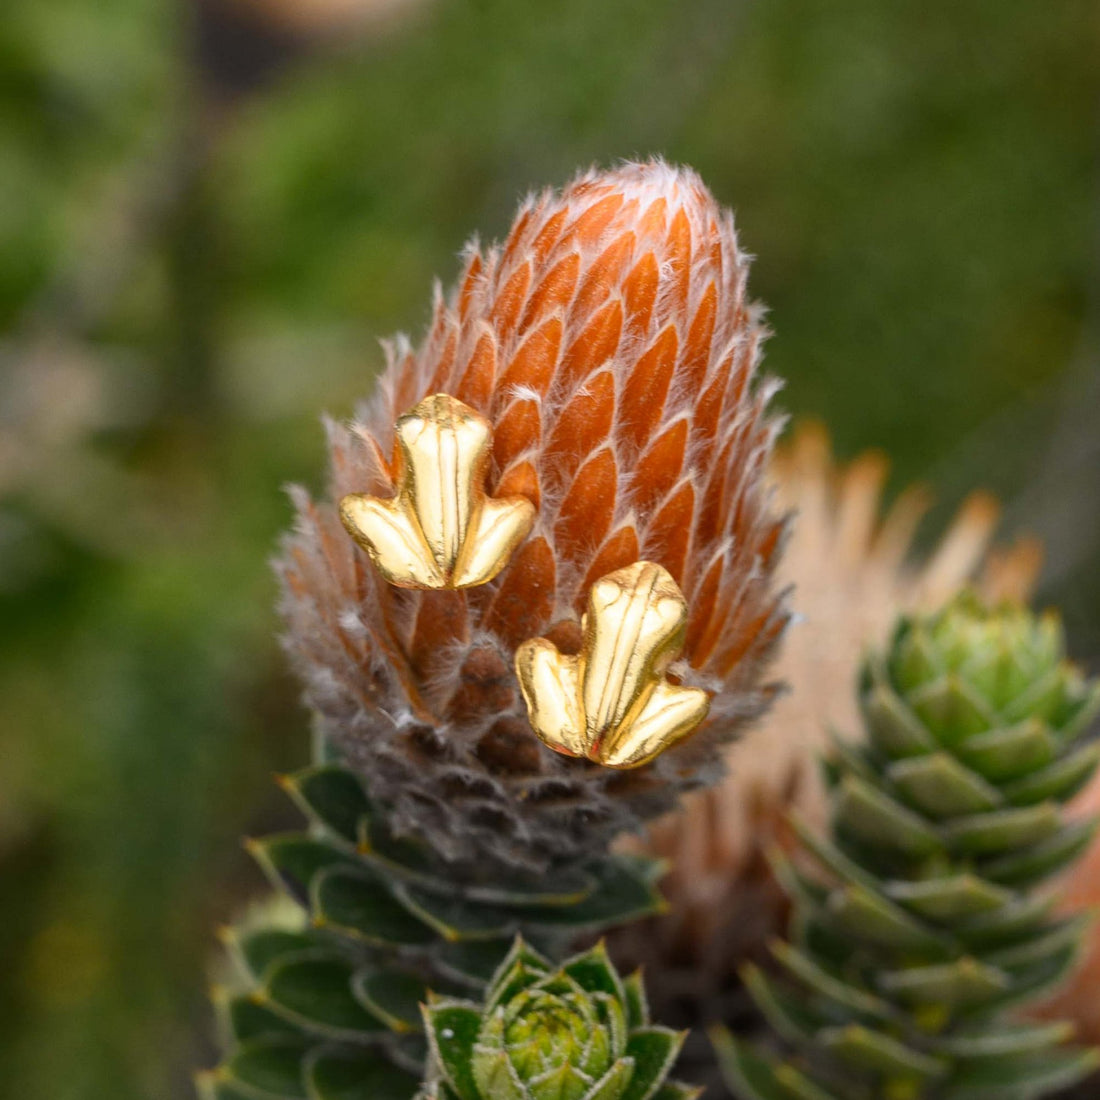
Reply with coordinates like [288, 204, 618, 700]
[522, 253, 581, 330]
[683, 281, 719, 386]
[484, 535, 556, 647]
[558, 298, 624, 395]
[496, 461, 541, 509]
[544, 370, 616, 477]
[622, 250, 660, 333]
[554, 448, 618, 556]
[633, 420, 690, 512]
[572, 231, 637, 318]
[530, 207, 569, 265]
[665, 207, 693, 312]
[489, 261, 533, 340]
[458, 253, 483, 320]
[492, 400, 542, 473]
[567, 192, 627, 245]
[580, 526, 643, 598]
[637, 195, 669, 239]
[498, 315, 563, 396]
[616, 325, 679, 451]
[643, 482, 696, 581]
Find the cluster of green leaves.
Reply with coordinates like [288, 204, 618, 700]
[201, 747, 664, 1099]
[421, 938, 697, 1100]
[717, 595, 1100, 1100]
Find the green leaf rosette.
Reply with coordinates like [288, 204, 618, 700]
[422, 939, 698, 1100]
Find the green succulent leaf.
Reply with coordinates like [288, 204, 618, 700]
[876, 956, 1010, 1008]
[941, 802, 1061, 857]
[980, 945, 1080, 1016]
[932, 1020, 1075, 1059]
[619, 1028, 684, 1100]
[789, 814, 882, 893]
[832, 776, 942, 857]
[471, 1044, 526, 1100]
[562, 942, 626, 1003]
[357, 817, 439, 884]
[261, 954, 388, 1038]
[197, 1074, 259, 1100]
[956, 720, 1056, 783]
[217, 990, 303, 1045]
[485, 939, 554, 1009]
[862, 680, 938, 759]
[884, 873, 1010, 922]
[514, 859, 664, 930]
[280, 764, 373, 844]
[939, 1048, 1100, 1100]
[907, 674, 996, 745]
[983, 914, 1092, 971]
[741, 964, 831, 1046]
[224, 1038, 309, 1099]
[423, 1000, 484, 1100]
[769, 942, 895, 1021]
[621, 972, 648, 1032]
[305, 1049, 420, 1100]
[711, 1028, 838, 1100]
[887, 752, 1002, 818]
[526, 1061, 592, 1100]
[826, 883, 950, 954]
[393, 882, 518, 941]
[352, 968, 429, 1032]
[1001, 667, 1074, 727]
[434, 939, 517, 988]
[953, 894, 1054, 949]
[229, 928, 322, 982]
[1000, 740, 1100, 806]
[461, 867, 596, 909]
[819, 1023, 947, 1079]
[586, 1058, 636, 1100]
[1058, 679, 1100, 742]
[249, 835, 358, 901]
[311, 866, 436, 947]
[648, 1085, 704, 1100]
[977, 819, 1097, 887]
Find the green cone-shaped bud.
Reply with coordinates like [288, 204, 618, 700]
[718, 593, 1100, 1100]
[422, 939, 698, 1100]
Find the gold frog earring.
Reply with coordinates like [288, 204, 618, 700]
[339, 393, 535, 590]
[515, 561, 710, 769]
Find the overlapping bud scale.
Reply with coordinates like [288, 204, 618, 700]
[280, 162, 788, 870]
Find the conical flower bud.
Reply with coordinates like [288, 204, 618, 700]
[279, 161, 788, 870]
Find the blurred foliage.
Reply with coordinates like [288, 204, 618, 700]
[0, 0, 1097, 1097]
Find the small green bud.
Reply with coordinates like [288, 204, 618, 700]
[422, 939, 691, 1100]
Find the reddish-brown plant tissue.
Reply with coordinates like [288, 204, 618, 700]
[279, 162, 789, 870]
[1035, 768, 1100, 1043]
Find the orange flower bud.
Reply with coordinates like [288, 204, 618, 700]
[280, 161, 788, 869]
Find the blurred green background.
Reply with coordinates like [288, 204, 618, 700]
[1, 0, 1098, 1096]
